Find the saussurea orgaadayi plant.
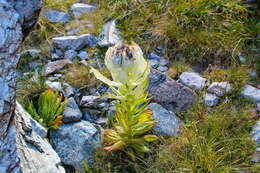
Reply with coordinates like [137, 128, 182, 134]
[90, 42, 158, 159]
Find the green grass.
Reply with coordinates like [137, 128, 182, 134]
[85, 0, 256, 63]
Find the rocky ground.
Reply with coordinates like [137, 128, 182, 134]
[7, 1, 260, 173]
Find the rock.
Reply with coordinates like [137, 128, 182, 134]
[80, 96, 108, 108]
[52, 34, 98, 51]
[0, 102, 65, 173]
[45, 81, 62, 91]
[67, 28, 81, 36]
[45, 59, 72, 76]
[147, 53, 170, 66]
[98, 20, 122, 47]
[207, 82, 231, 97]
[43, 10, 70, 23]
[147, 103, 181, 136]
[252, 121, 260, 163]
[49, 120, 101, 172]
[63, 97, 82, 123]
[63, 83, 75, 98]
[0, 0, 45, 171]
[157, 65, 168, 72]
[149, 69, 197, 112]
[252, 121, 260, 147]
[249, 71, 257, 78]
[71, 3, 96, 18]
[78, 50, 88, 60]
[238, 53, 246, 63]
[21, 49, 41, 58]
[204, 93, 219, 107]
[179, 72, 207, 91]
[241, 85, 260, 103]
[64, 49, 78, 60]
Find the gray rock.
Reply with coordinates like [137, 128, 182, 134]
[157, 65, 168, 72]
[63, 97, 82, 123]
[45, 81, 62, 91]
[252, 121, 260, 148]
[45, 59, 72, 76]
[204, 93, 219, 107]
[64, 49, 78, 60]
[98, 20, 122, 47]
[43, 10, 70, 23]
[71, 3, 96, 18]
[80, 96, 108, 108]
[67, 28, 81, 36]
[78, 50, 88, 60]
[147, 103, 181, 136]
[148, 53, 170, 66]
[63, 83, 75, 98]
[249, 71, 257, 78]
[21, 49, 41, 58]
[0, 0, 48, 172]
[49, 120, 101, 172]
[0, 102, 65, 173]
[207, 82, 231, 97]
[51, 53, 61, 60]
[238, 53, 246, 63]
[241, 85, 260, 103]
[149, 69, 197, 112]
[52, 34, 98, 51]
[179, 72, 207, 91]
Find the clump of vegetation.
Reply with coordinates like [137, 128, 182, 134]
[203, 65, 250, 97]
[62, 63, 101, 88]
[91, 43, 158, 159]
[168, 61, 191, 79]
[26, 89, 67, 130]
[86, 0, 255, 62]
[17, 75, 48, 105]
[147, 100, 259, 172]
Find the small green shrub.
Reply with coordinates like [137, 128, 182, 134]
[91, 43, 158, 159]
[26, 89, 67, 129]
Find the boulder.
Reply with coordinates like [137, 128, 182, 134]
[149, 69, 197, 112]
[52, 34, 98, 51]
[98, 20, 122, 47]
[49, 120, 101, 172]
[71, 3, 96, 18]
[45, 59, 72, 76]
[63, 97, 82, 123]
[147, 103, 182, 136]
[179, 72, 207, 91]
[204, 93, 219, 107]
[45, 81, 62, 91]
[241, 85, 260, 103]
[43, 10, 70, 23]
[207, 82, 231, 97]
[0, 102, 65, 173]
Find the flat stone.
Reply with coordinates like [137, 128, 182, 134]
[149, 69, 197, 112]
[64, 49, 77, 60]
[98, 20, 122, 47]
[43, 10, 70, 23]
[241, 85, 260, 103]
[204, 93, 219, 107]
[71, 3, 96, 18]
[52, 34, 98, 51]
[157, 65, 168, 72]
[45, 59, 72, 76]
[147, 53, 170, 66]
[207, 82, 231, 97]
[49, 120, 101, 172]
[63, 97, 82, 123]
[78, 50, 88, 60]
[179, 72, 207, 91]
[147, 103, 182, 136]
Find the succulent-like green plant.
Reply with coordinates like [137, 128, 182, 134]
[26, 88, 67, 130]
[91, 42, 157, 159]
